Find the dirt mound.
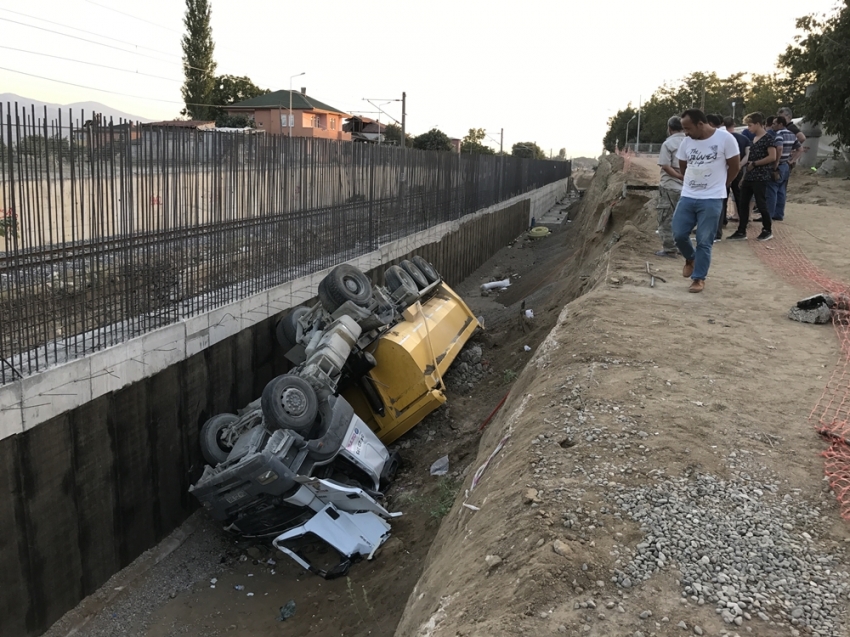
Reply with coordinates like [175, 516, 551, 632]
[393, 157, 850, 637]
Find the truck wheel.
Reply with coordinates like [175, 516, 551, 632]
[200, 413, 239, 466]
[412, 255, 439, 283]
[318, 264, 372, 313]
[385, 265, 418, 297]
[262, 375, 318, 432]
[276, 306, 309, 350]
[400, 260, 429, 290]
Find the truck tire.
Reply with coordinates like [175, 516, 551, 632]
[318, 264, 372, 313]
[400, 259, 429, 290]
[275, 306, 309, 350]
[200, 413, 239, 466]
[262, 374, 319, 433]
[385, 265, 418, 297]
[412, 255, 439, 283]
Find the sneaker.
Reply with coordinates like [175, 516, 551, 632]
[757, 229, 774, 242]
[683, 259, 694, 278]
[689, 279, 705, 293]
[654, 250, 677, 258]
[727, 230, 747, 241]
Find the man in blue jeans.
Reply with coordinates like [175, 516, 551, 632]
[767, 115, 800, 221]
[673, 109, 741, 293]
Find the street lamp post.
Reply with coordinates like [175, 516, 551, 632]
[625, 115, 636, 151]
[732, 101, 737, 122]
[289, 72, 305, 136]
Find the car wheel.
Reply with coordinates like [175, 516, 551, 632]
[400, 259, 429, 290]
[275, 306, 309, 350]
[200, 413, 239, 466]
[261, 374, 319, 432]
[412, 255, 439, 283]
[384, 264, 418, 298]
[318, 264, 373, 313]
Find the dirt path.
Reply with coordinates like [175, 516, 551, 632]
[394, 162, 850, 637]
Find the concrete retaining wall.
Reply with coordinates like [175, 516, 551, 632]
[0, 178, 567, 636]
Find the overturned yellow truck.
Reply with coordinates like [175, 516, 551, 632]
[189, 255, 478, 576]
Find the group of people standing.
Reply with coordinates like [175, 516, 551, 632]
[655, 107, 805, 293]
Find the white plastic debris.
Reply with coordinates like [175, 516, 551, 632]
[481, 278, 511, 291]
[430, 455, 450, 476]
[234, 585, 245, 591]
[524, 309, 534, 319]
[247, 592, 254, 597]
[210, 578, 218, 585]
[462, 503, 481, 511]
[523, 345, 532, 352]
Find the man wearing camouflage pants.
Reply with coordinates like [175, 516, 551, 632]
[656, 116, 685, 257]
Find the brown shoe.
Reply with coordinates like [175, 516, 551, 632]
[683, 259, 695, 278]
[689, 279, 705, 293]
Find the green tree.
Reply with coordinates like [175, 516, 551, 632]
[412, 128, 453, 152]
[461, 128, 495, 154]
[511, 141, 545, 159]
[17, 134, 69, 158]
[778, 3, 850, 146]
[383, 123, 413, 147]
[557, 148, 567, 161]
[602, 108, 637, 152]
[209, 75, 269, 121]
[215, 114, 255, 128]
[181, 0, 217, 120]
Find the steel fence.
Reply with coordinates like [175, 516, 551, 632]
[0, 103, 570, 384]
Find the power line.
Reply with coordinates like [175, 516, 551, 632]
[0, 65, 183, 105]
[0, 16, 176, 64]
[0, 45, 180, 83]
[0, 7, 180, 59]
[83, 0, 182, 34]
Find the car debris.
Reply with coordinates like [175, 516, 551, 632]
[189, 256, 479, 578]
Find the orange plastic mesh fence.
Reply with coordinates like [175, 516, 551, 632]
[747, 223, 850, 518]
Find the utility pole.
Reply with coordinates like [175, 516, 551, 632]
[500, 128, 503, 154]
[401, 92, 406, 148]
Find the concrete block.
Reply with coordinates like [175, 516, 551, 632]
[140, 323, 186, 375]
[207, 306, 241, 347]
[183, 313, 209, 342]
[89, 338, 146, 398]
[239, 292, 270, 330]
[0, 381, 23, 439]
[22, 357, 92, 431]
[185, 327, 211, 358]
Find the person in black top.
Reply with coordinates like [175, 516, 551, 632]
[724, 116, 750, 222]
[727, 113, 778, 242]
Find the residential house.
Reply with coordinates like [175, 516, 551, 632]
[224, 89, 351, 141]
[343, 116, 386, 143]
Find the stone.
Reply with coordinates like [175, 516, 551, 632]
[484, 554, 502, 569]
[524, 488, 541, 504]
[791, 608, 803, 619]
[677, 620, 688, 629]
[640, 610, 652, 619]
[693, 627, 704, 636]
[552, 540, 573, 557]
[788, 304, 832, 325]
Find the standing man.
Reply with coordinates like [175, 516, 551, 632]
[655, 116, 686, 257]
[778, 106, 806, 165]
[768, 115, 800, 221]
[672, 109, 741, 293]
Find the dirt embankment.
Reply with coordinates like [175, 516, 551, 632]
[395, 157, 850, 637]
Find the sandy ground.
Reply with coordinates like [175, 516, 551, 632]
[44, 157, 850, 637]
[393, 161, 850, 637]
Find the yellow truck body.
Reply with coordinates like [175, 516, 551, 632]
[343, 283, 479, 444]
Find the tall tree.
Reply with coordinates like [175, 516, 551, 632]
[181, 0, 217, 120]
[461, 128, 495, 154]
[383, 123, 413, 147]
[209, 74, 269, 121]
[412, 128, 453, 152]
[778, 3, 850, 147]
[511, 142, 545, 159]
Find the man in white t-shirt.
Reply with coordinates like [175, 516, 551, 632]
[673, 109, 741, 293]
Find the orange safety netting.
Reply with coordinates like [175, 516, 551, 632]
[748, 223, 850, 518]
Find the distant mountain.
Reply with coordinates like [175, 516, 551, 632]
[0, 93, 154, 127]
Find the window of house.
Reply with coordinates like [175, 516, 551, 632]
[330, 117, 336, 130]
[311, 115, 319, 128]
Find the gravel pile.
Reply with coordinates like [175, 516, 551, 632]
[611, 469, 850, 637]
[445, 344, 487, 391]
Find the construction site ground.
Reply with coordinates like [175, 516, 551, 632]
[44, 157, 850, 637]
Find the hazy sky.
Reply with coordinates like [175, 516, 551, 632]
[0, 0, 840, 157]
